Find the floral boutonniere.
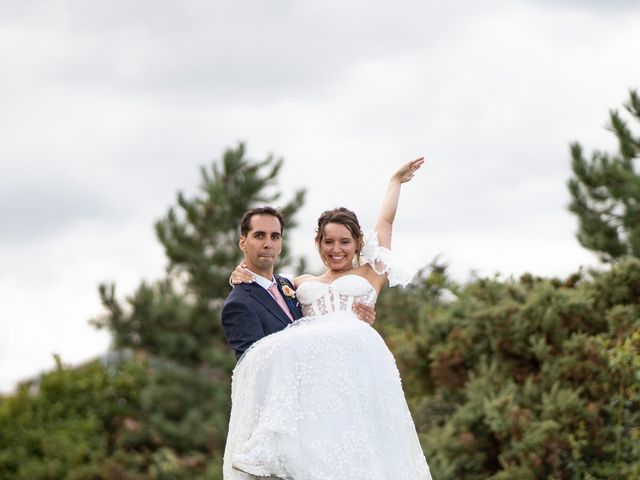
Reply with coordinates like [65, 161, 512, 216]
[277, 277, 296, 299]
[281, 284, 296, 299]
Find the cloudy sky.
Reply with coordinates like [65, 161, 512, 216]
[1, 0, 639, 392]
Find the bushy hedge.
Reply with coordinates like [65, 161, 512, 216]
[0, 356, 228, 480]
[0, 356, 147, 479]
[378, 258, 640, 479]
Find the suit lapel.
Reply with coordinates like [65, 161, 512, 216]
[242, 283, 291, 327]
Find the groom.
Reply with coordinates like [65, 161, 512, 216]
[221, 206, 376, 360]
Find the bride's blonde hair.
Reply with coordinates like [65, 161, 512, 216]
[314, 207, 364, 267]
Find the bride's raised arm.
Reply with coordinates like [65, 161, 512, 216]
[374, 157, 425, 249]
[362, 157, 424, 292]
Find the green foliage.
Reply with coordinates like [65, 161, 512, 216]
[0, 356, 147, 480]
[567, 88, 640, 262]
[384, 259, 640, 479]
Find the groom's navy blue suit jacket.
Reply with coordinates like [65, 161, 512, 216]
[221, 275, 303, 360]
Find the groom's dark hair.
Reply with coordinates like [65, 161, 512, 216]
[240, 207, 285, 237]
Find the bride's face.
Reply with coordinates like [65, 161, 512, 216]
[319, 222, 358, 272]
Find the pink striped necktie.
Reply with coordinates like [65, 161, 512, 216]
[267, 284, 294, 322]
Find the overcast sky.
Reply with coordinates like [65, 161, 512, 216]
[1, 0, 639, 393]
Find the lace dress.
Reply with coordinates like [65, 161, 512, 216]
[223, 274, 432, 480]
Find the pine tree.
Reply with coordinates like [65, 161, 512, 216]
[567, 88, 640, 262]
[155, 143, 305, 305]
[91, 143, 306, 477]
[96, 143, 305, 366]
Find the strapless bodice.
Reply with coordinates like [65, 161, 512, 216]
[296, 274, 377, 317]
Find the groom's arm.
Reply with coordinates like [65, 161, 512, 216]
[353, 303, 376, 325]
[221, 300, 266, 360]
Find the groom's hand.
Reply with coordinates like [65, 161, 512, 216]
[353, 303, 376, 325]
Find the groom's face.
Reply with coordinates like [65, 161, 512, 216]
[239, 214, 283, 277]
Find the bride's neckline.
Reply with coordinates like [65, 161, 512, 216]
[299, 274, 374, 289]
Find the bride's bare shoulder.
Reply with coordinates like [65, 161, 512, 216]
[355, 264, 387, 293]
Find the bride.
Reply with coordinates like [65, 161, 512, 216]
[223, 158, 432, 479]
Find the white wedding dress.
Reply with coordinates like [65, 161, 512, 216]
[223, 274, 432, 480]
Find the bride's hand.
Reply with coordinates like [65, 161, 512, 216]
[392, 157, 425, 183]
[229, 263, 256, 285]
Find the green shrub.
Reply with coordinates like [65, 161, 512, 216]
[380, 259, 640, 479]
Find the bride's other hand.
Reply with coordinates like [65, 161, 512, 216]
[230, 263, 256, 285]
[393, 157, 425, 184]
[353, 303, 376, 325]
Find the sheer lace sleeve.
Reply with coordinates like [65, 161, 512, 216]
[360, 230, 417, 287]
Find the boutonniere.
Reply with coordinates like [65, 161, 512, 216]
[281, 284, 296, 298]
[277, 277, 296, 298]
